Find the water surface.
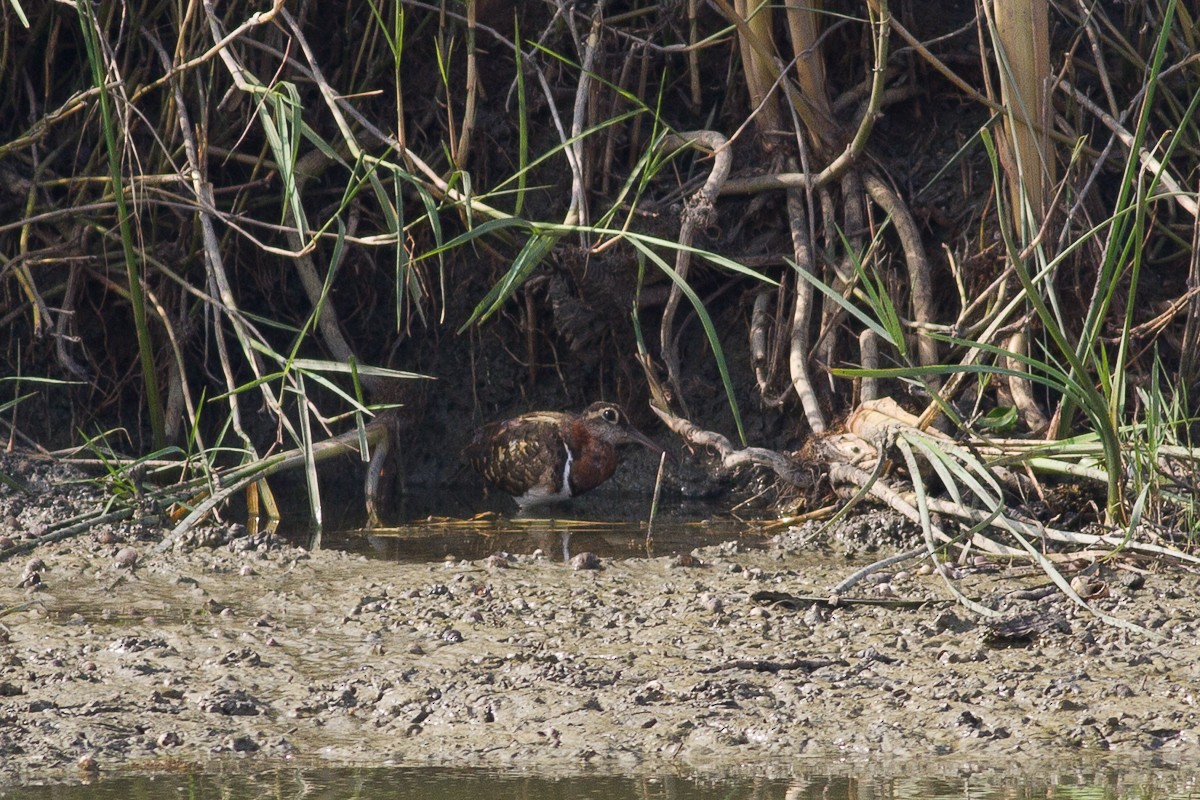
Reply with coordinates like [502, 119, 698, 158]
[280, 488, 780, 563]
[5, 765, 1199, 800]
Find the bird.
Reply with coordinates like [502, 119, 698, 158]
[465, 402, 665, 508]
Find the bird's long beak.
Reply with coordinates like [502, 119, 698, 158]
[621, 427, 674, 463]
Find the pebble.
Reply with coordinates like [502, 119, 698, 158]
[485, 552, 515, 569]
[222, 735, 259, 753]
[570, 552, 601, 571]
[157, 731, 183, 748]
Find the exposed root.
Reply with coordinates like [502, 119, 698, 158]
[650, 402, 814, 489]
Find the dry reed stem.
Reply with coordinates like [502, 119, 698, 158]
[988, 0, 1055, 225]
[785, 184, 826, 432]
[750, 288, 787, 406]
[862, 173, 938, 373]
[1061, 79, 1198, 219]
[657, 130, 732, 409]
[452, 0, 480, 172]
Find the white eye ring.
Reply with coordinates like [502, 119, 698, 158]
[603, 408, 619, 423]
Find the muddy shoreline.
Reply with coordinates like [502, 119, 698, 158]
[3, 454, 1200, 787]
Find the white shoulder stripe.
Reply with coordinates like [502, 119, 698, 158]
[561, 441, 574, 496]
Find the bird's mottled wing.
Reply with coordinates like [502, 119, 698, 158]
[466, 414, 566, 497]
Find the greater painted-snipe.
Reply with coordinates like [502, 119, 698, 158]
[465, 402, 664, 508]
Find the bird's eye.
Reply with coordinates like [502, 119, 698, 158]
[603, 408, 619, 423]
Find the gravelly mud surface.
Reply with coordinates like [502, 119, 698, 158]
[2, 452, 1200, 787]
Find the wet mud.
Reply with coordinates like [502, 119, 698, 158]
[2, 454, 1199, 786]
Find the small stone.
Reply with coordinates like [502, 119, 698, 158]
[223, 735, 259, 753]
[77, 753, 98, 773]
[570, 552, 601, 571]
[933, 611, 964, 632]
[1118, 572, 1145, 591]
[239, 565, 257, 576]
[114, 547, 139, 569]
[157, 731, 183, 748]
[485, 552, 515, 569]
[636, 680, 665, 703]
[804, 604, 829, 626]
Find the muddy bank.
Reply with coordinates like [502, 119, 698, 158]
[2, 455, 1200, 786]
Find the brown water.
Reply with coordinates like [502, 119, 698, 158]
[278, 486, 782, 563]
[6, 765, 1200, 800]
[312, 515, 776, 563]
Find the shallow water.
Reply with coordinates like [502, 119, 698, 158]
[282, 488, 780, 563]
[5, 765, 1200, 800]
[317, 515, 775, 563]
